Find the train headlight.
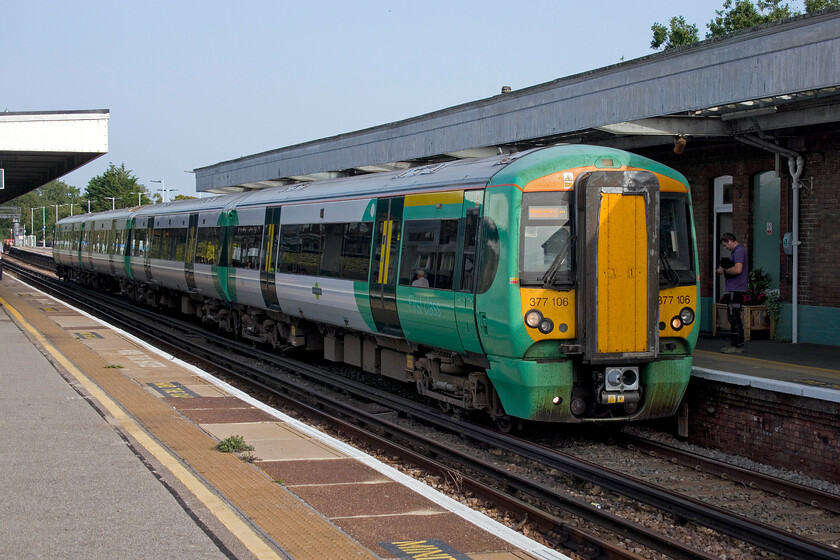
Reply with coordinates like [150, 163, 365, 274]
[525, 309, 543, 329]
[679, 307, 695, 325]
[670, 316, 683, 331]
[538, 318, 554, 334]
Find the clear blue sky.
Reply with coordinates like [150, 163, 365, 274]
[4, 0, 747, 198]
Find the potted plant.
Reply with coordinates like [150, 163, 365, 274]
[743, 267, 775, 337]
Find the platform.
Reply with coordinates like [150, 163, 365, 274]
[693, 335, 840, 403]
[0, 274, 565, 559]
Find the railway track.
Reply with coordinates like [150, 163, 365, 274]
[5, 253, 840, 560]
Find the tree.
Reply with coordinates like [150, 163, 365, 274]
[1, 180, 80, 244]
[84, 163, 151, 212]
[651, 16, 700, 49]
[804, 0, 840, 10]
[650, 0, 840, 50]
[707, 0, 796, 37]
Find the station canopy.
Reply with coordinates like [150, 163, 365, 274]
[195, 10, 840, 194]
[0, 110, 109, 205]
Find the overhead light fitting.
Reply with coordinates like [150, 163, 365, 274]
[720, 106, 777, 121]
[674, 137, 686, 155]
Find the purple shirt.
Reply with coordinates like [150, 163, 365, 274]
[726, 243, 748, 293]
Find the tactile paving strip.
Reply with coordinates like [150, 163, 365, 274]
[4, 287, 377, 560]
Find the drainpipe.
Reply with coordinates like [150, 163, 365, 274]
[734, 135, 804, 343]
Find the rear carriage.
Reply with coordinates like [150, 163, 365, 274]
[55, 145, 698, 425]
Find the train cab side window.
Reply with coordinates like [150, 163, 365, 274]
[476, 217, 500, 294]
[399, 219, 458, 290]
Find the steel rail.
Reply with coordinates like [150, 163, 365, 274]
[617, 435, 840, 515]
[7, 260, 840, 560]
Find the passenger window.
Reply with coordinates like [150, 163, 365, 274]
[400, 219, 458, 290]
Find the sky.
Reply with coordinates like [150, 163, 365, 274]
[4, 0, 742, 199]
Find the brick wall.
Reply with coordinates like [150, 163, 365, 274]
[640, 127, 840, 309]
[682, 378, 840, 484]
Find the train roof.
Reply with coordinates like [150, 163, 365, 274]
[57, 145, 689, 226]
[232, 148, 527, 209]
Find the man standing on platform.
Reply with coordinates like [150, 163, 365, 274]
[716, 232, 748, 353]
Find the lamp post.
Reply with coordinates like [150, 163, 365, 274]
[104, 197, 116, 210]
[130, 192, 143, 206]
[150, 179, 165, 203]
[53, 204, 69, 244]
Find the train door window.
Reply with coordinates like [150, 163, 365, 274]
[132, 228, 147, 257]
[231, 225, 263, 269]
[340, 222, 373, 281]
[195, 227, 220, 265]
[372, 212, 401, 285]
[519, 192, 574, 287]
[459, 209, 479, 292]
[319, 223, 343, 277]
[261, 210, 281, 274]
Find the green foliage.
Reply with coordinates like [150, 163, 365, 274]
[651, 0, 840, 50]
[85, 163, 151, 212]
[0, 179, 81, 243]
[764, 290, 782, 323]
[217, 435, 255, 453]
[651, 17, 700, 50]
[804, 0, 840, 9]
[708, 0, 795, 37]
[746, 267, 772, 304]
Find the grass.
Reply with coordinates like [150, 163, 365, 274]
[217, 435, 255, 453]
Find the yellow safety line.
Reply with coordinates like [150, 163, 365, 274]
[695, 349, 840, 376]
[0, 295, 283, 560]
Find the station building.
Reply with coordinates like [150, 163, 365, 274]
[195, 10, 840, 346]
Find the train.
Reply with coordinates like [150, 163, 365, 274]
[54, 145, 699, 427]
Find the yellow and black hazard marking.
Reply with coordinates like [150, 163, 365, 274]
[74, 331, 104, 340]
[149, 381, 200, 399]
[791, 379, 840, 391]
[378, 539, 467, 560]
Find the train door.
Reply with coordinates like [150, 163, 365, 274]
[580, 170, 659, 361]
[260, 207, 282, 310]
[143, 220, 154, 282]
[124, 218, 135, 280]
[185, 213, 198, 292]
[369, 197, 404, 336]
[107, 219, 117, 276]
[454, 192, 485, 354]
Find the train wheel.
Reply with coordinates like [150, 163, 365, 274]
[438, 400, 452, 413]
[495, 415, 515, 433]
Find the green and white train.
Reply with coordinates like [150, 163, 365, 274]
[55, 145, 699, 427]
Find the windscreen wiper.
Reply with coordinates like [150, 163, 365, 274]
[541, 235, 576, 289]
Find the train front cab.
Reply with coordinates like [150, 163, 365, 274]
[479, 151, 698, 423]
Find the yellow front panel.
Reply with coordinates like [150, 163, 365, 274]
[597, 194, 647, 353]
